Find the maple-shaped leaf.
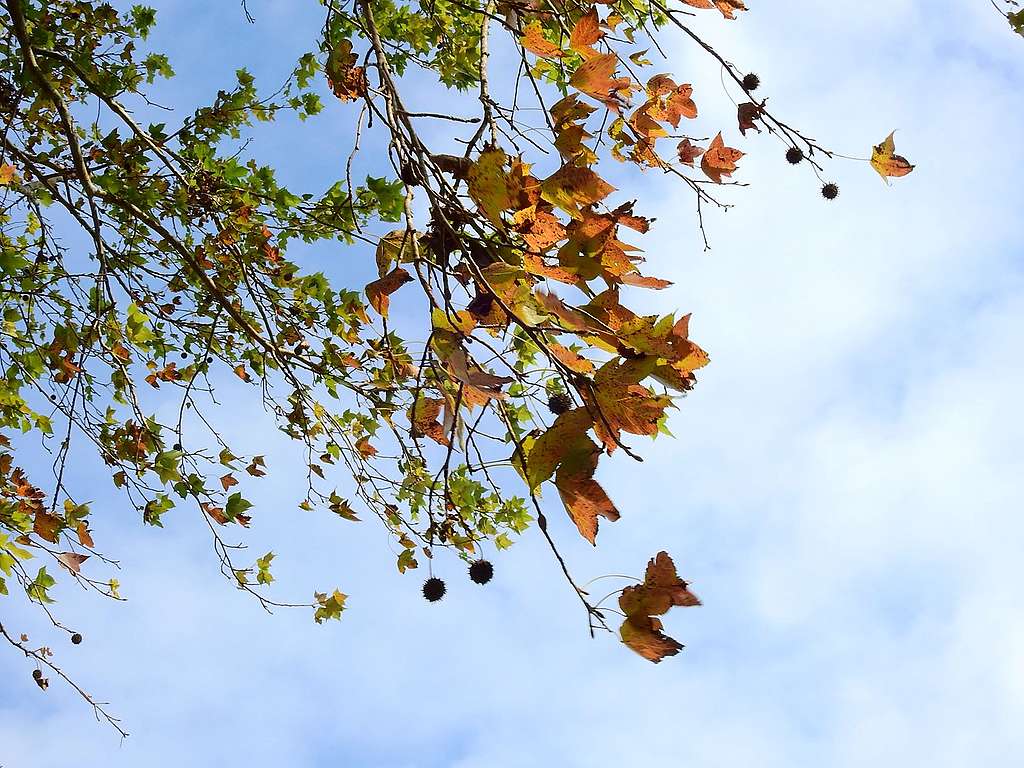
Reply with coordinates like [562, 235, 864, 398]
[548, 342, 595, 375]
[681, 0, 747, 18]
[526, 408, 594, 490]
[570, 8, 603, 59]
[619, 551, 700, 662]
[325, 39, 368, 102]
[700, 132, 744, 183]
[512, 206, 567, 253]
[354, 436, 377, 459]
[410, 396, 450, 446]
[468, 147, 517, 229]
[0, 163, 17, 186]
[520, 20, 564, 59]
[553, 434, 620, 544]
[541, 164, 615, 219]
[644, 75, 697, 127]
[33, 510, 62, 543]
[569, 53, 636, 112]
[589, 357, 671, 453]
[676, 138, 704, 166]
[737, 102, 762, 135]
[365, 267, 413, 318]
[870, 131, 914, 183]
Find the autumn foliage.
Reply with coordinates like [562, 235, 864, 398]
[0, 0, 915, 730]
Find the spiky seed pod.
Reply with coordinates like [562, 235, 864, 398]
[71, 633, 83, 645]
[821, 182, 840, 200]
[422, 576, 446, 602]
[468, 559, 494, 585]
[785, 146, 804, 165]
[547, 392, 572, 415]
[32, 668, 43, 680]
[741, 72, 760, 91]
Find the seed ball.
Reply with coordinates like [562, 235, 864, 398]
[547, 392, 572, 415]
[422, 576, 446, 602]
[173, 442, 182, 451]
[821, 182, 840, 200]
[206, 356, 213, 364]
[71, 633, 83, 645]
[468, 559, 494, 585]
[741, 72, 760, 91]
[32, 668, 43, 680]
[785, 146, 804, 165]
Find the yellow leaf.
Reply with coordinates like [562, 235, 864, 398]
[540, 164, 615, 219]
[467, 147, 516, 230]
[520, 20, 564, 59]
[870, 131, 915, 183]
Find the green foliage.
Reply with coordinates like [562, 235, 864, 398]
[0, 0, 918, 731]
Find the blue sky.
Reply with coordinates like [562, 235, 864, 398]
[2, 1, 1024, 766]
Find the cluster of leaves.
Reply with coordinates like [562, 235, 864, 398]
[0, 0, 914, 730]
[995, 0, 1024, 37]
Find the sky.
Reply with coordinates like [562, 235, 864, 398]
[2, 1, 1024, 766]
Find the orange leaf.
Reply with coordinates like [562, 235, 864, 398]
[548, 342, 595, 374]
[76, 522, 94, 548]
[220, 473, 238, 491]
[541, 164, 615, 219]
[870, 131, 915, 183]
[554, 435, 620, 544]
[410, 396, 450, 446]
[618, 551, 700, 663]
[354, 436, 377, 459]
[681, 0, 747, 18]
[526, 408, 595, 489]
[325, 39, 368, 101]
[570, 8, 603, 59]
[365, 267, 413, 318]
[589, 357, 671, 453]
[676, 138, 704, 166]
[569, 54, 635, 112]
[520, 20, 564, 59]
[33, 510, 62, 543]
[644, 76, 697, 127]
[700, 132, 743, 183]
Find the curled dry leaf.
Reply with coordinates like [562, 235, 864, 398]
[870, 131, 915, 183]
[619, 551, 700, 663]
[737, 101, 762, 135]
[365, 267, 413, 318]
[677, 138, 704, 166]
[56, 552, 89, 574]
[325, 39, 368, 102]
